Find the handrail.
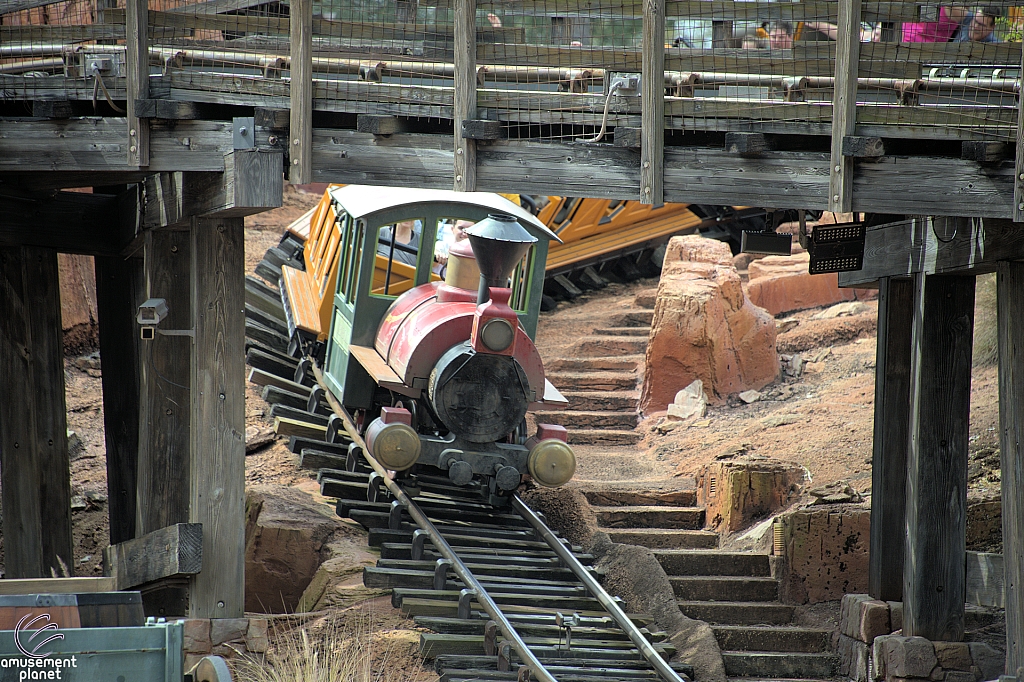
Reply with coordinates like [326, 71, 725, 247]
[511, 494, 688, 682]
[310, 364, 558, 682]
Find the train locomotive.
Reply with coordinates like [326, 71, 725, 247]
[311, 187, 576, 504]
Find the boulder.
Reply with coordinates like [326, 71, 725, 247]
[244, 485, 343, 613]
[696, 456, 805, 533]
[640, 236, 778, 411]
[746, 251, 875, 316]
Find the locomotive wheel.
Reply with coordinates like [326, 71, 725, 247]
[429, 343, 529, 444]
[193, 656, 233, 682]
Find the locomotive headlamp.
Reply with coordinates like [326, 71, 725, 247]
[480, 318, 514, 353]
[365, 413, 421, 471]
[527, 439, 576, 488]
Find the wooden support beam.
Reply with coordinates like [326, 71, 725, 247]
[95, 255, 144, 545]
[613, 127, 642, 149]
[31, 100, 72, 119]
[0, 246, 74, 578]
[1015, 41, 1024, 222]
[640, 0, 665, 205]
[725, 132, 769, 157]
[0, 190, 131, 256]
[126, 0, 149, 166]
[134, 99, 205, 120]
[104, 523, 202, 590]
[453, 0, 477, 191]
[843, 136, 885, 159]
[998, 260, 1024, 674]
[189, 216, 246, 618]
[254, 108, 290, 131]
[142, 150, 283, 228]
[868, 276, 914, 602]
[288, 0, 312, 183]
[829, 0, 862, 212]
[903, 273, 975, 642]
[137, 229, 192, 537]
[356, 115, 411, 137]
[461, 119, 501, 141]
[838, 216, 1024, 287]
[962, 141, 1008, 163]
[0, 578, 115, 595]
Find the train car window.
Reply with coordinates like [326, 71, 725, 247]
[333, 212, 353, 301]
[346, 219, 363, 305]
[371, 219, 423, 298]
[509, 245, 536, 314]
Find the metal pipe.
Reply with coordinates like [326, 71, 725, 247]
[0, 43, 67, 58]
[511, 494, 688, 682]
[0, 57, 64, 74]
[310, 364, 557, 682]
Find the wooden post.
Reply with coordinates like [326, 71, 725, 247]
[903, 273, 975, 642]
[137, 229, 192, 536]
[868, 276, 914, 602]
[95, 255, 144, 545]
[1014, 43, 1024, 222]
[0, 246, 74, 578]
[453, 0, 477, 191]
[998, 261, 1024, 674]
[126, 0, 149, 166]
[640, 0, 665, 205]
[829, 0, 862, 213]
[188, 216, 246, 618]
[289, 0, 312, 184]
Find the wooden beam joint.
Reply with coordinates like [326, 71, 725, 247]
[103, 523, 203, 590]
[843, 136, 886, 159]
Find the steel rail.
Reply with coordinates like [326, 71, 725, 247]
[511, 494, 687, 682]
[310, 363, 558, 682]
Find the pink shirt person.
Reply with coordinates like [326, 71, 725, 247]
[902, 6, 961, 42]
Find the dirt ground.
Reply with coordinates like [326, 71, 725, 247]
[15, 184, 1005, 677]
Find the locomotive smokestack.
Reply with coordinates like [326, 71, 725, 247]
[465, 213, 537, 305]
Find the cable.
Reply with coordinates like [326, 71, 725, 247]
[579, 81, 622, 143]
[90, 66, 125, 114]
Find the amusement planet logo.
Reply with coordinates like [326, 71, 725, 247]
[2, 613, 78, 681]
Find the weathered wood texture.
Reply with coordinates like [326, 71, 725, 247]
[126, 0, 149, 166]
[1015, 36, 1024, 222]
[0, 191, 127, 255]
[998, 260, 1024, 671]
[868, 276, 913, 602]
[461, 119, 501, 141]
[839, 217, 1024, 287]
[0, 578, 115, 595]
[453, 0, 476, 191]
[137, 229, 192, 536]
[0, 246, 74, 578]
[613, 127, 642, 148]
[95, 255, 144, 545]
[965, 551, 1005, 609]
[289, 0, 312, 183]
[640, 0, 665, 204]
[104, 523, 202, 590]
[962, 141, 1007, 163]
[903, 274, 975, 643]
[843, 136, 885, 158]
[189, 216, 246, 618]
[724, 132, 769, 156]
[829, 0, 861, 212]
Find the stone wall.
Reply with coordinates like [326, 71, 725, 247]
[183, 617, 269, 670]
[777, 505, 871, 604]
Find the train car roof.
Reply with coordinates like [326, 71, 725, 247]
[326, 185, 561, 243]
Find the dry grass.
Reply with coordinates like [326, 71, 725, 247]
[974, 273, 998, 368]
[232, 612, 406, 682]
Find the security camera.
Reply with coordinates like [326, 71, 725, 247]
[137, 298, 169, 326]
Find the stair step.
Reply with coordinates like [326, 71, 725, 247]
[567, 429, 641, 446]
[546, 355, 643, 372]
[562, 391, 638, 411]
[592, 326, 650, 337]
[671, 576, 778, 602]
[677, 601, 794, 625]
[593, 505, 704, 530]
[548, 372, 638, 392]
[542, 410, 639, 429]
[713, 626, 831, 653]
[722, 652, 837, 679]
[604, 529, 719, 550]
[654, 550, 771, 577]
[607, 311, 655, 327]
[582, 489, 696, 507]
[572, 336, 648, 356]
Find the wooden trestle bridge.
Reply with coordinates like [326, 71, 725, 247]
[1, 0, 1024, 676]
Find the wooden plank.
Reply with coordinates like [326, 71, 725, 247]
[0, 24, 125, 42]
[127, 0, 149, 167]
[640, 0, 665, 204]
[0, 246, 74, 578]
[902, 273, 975, 642]
[290, 0, 313, 184]
[137, 229, 192, 537]
[453, 0, 477, 191]
[1015, 39, 1024, 222]
[724, 132, 769, 156]
[614, 127, 642, 148]
[104, 523, 203, 590]
[0, 578, 115, 595]
[868, 276, 913, 602]
[95, 254, 144, 545]
[843, 136, 885, 158]
[962, 141, 1008, 163]
[461, 119, 502, 140]
[135, 99, 205, 120]
[965, 551, 1004, 609]
[838, 217, 1024, 286]
[189, 215, 246, 618]
[356, 115, 410, 135]
[998, 260, 1024, 672]
[830, 0, 861, 212]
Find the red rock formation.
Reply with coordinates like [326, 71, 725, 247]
[746, 252, 875, 316]
[58, 254, 98, 352]
[640, 236, 777, 411]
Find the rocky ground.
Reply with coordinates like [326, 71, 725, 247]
[5, 184, 1007, 679]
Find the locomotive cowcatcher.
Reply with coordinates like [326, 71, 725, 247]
[310, 186, 575, 504]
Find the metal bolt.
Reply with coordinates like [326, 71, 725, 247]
[219, 393, 226, 400]
[239, 126, 248, 136]
[643, 161, 650, 169]
[293, 159, 299, 165]
[835, 165, 841, 173]
[833, 194, 840, 202]
[293, 138, 300, 146]
[268, 135, 278, 145]
[456, 174, 463, 182]
[643, 186, 651, 194]
[217, 601, 225, 608]
[456, 148, 464, 156]
[1019, 173, 1024, 180]
[130, 145, 137, 153]
[130, 128, 137, 136]
[1019, 202, 1024, 210]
